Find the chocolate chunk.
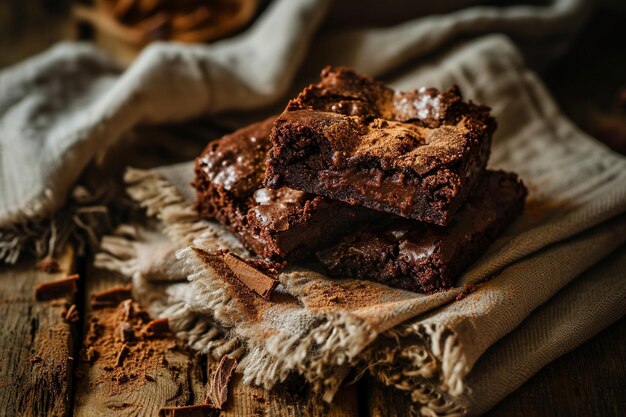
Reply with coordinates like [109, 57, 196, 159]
[144, 318, 170, 336]
[222, 253, 278, 300]
[63, 304, 80, 323]
[34, 274, 79, 301]
[205, 355, 238, 409]
[265, 67, 496, 226]
[116, 323, 136, 343]
[91, 284, 132, 309]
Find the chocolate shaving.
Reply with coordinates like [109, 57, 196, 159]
[36, 256, 60, 273]
[115, 344, 130, 367]
[223, 253, 278, 300]
[63, 304, 80, 323]
[34, 274, 79, 301]
[116, 323, 136, 343]
[91, 284, 132, 309]
[158, 404, 218, 417]
[119, 299, 134, 320]
[205, 355, 237, 409]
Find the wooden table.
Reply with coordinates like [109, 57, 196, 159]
[1, 249, 623, 417]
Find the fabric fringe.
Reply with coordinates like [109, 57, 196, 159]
[360, 323, 468, 417]
[125, 168, 248, 254]
[178, 246, 377, 402]
[0, 186, 110, 264]
[94, 224, 139, 276]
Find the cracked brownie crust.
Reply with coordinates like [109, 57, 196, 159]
[264, 67, 496, 226]
[316, 171, 527, 293]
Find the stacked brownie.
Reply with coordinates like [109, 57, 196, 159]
[194, 67, 527, 293]
[193, 116, 378, 263]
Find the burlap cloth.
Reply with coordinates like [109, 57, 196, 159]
[2, 0, 625, 415]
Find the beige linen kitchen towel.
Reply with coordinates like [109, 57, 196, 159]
[0, 0, 591, 263]
[96, 34, 626, 416]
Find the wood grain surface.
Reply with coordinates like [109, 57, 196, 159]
[73, 265, 205, 417]
[0, 248, 76, 417]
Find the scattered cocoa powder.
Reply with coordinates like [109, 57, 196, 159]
[79, 291, 187, 396]
[301, 279, 410, 312]
[36, 256, 60, 273]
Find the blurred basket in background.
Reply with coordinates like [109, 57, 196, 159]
[73, 0, 259, 63]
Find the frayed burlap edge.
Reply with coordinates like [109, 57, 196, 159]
[95, 224, 244, 363]
[98, 166, 471, 415]
[0, 186, 109, 264]
[359, 324, 467, 416]
[177, 246, 377, 402]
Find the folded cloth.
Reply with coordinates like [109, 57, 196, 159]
[0, 0, 591, 262]
[96, 35, 626, 416]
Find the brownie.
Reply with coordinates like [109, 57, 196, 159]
[264, 67, 496, 226]
[316, 171, 527, 293]
[193, 116, 377, 262]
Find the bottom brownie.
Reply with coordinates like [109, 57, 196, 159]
[316, 170, 527, 293]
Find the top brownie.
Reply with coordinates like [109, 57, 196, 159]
[264, 67, 496, 226]
[193, 116, 377, 263]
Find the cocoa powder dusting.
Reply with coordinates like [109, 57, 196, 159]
[79, 293, 184, 396]
[301, 279, 410, 312]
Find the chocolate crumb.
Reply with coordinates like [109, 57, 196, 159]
[144, 318, 170, 336]
[115, 344, 130, 367]
[456, 283, 479, 301]
[91, 284, 132, 309]
[222, 253, 278, 300]
[63, 304, 80, 323]
[34, 274, 79, 301]
[205, 355, 237, 409]
[36, 256, 60, 273]
[158, 404, 219, 417]
[86, 346, 100, 363]
[116, 324, 136, 343]
[120, 299, 134, 320]
[145, 374, 156, 382]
